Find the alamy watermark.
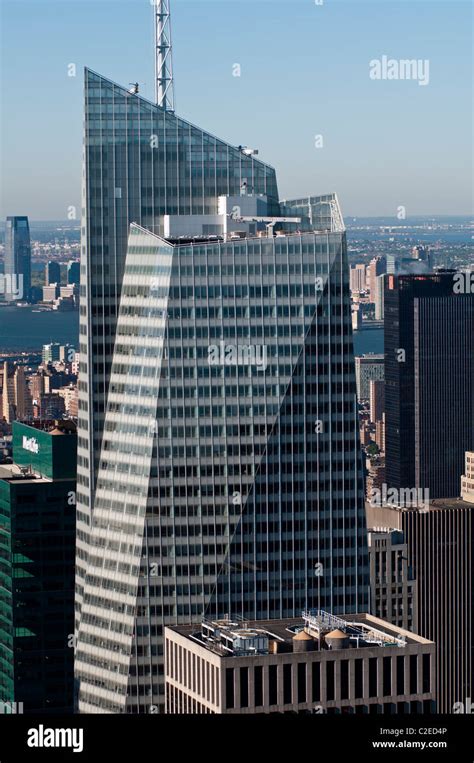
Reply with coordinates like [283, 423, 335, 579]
[369, 484, 430, 510]
[208, 342, 268, 372]
[27, 725, 83, 753]
[453, 272, 474, 294]
[0, 701, 24, 714]
[370, 56, 430, 86]
[0, 273, 24, 300]
[452, 697, 474, 713]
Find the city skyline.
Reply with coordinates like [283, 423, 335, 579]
[0, 0, 473, 737]
[1, 0, 473, 220]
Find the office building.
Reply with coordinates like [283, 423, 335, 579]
[367, 256, 386, 303]
[59, 285, 79, 300]
[374, 273, 386, 321]
[412, 246, 431, 267]
[42, 284, 60, 303]
[58, 385, 79, 419]
[45, 261, 61, 286]
[71, 352, 80, 377]
[165, 610, 435, 714]
[375, 415, 386, 453]
[3, 216, 31, 303]
[38, 393, 66, 420]
[386, 254, 396, 274]
[42, 343, 61, 365]
[402, 501, 473, 714]
[367, 529, 416, 631]
[355, 355, 385, 400]
[0, 421, 76, 713]
[461, 452, 474, 504]
[74, 5, 369, 713]
[385, 272, 474, 499]
[75, 201, 369, 713]
[369, 379, 385, 424]
[367, 501, 474, 713]
[1, 362, 31, 423]
[74, 71, 369, 714]
[350, 264, 366, 294]
[29, 372, 46, 404]
[67, 261, 80, 285]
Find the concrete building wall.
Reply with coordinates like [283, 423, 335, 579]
[368, 530, 417, 631]
[165, 618, 436, 715]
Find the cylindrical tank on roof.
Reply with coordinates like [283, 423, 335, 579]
[292, 629, 316, 653]
[324, 629, 350, 650]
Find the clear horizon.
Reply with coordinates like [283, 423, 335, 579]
[2, 213, 473, 228]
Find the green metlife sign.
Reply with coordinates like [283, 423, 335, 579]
[12, 422, 76, 480]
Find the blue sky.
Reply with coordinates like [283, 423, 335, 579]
[0, 0, 472, 219]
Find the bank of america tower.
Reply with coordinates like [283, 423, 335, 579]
[75, 2, 369, 713]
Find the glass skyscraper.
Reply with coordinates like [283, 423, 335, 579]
[67, 261, 80, 285]
[0, 422, 76, 713]
[3, 216, 31, 302]
[385, 272, 474, 499]
[74, 69, 369, 713]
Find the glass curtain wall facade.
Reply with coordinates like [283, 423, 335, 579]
[4, 216, 31, 302]
[385, 273, 474, 498]
[75, 69, 369, 713]
[0, 424, 76, 713]
[76, 69, 279, 625]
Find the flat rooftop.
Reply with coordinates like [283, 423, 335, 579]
[168, 611, 432, 659]
[427, 497, 474, 511]
[0, 464, 49, 484]
[366, 498, 474, 531]
[162, 228, 340, 247]
[16, 420, 77, 435]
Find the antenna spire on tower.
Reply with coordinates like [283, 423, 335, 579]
[154, 0, 175, 111]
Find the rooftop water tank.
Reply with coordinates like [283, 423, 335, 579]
[324, 629, 350, 650]
[292, 630, 316, 653]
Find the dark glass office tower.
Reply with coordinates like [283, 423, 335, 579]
[67, 261, 80, 285]
[403, 500, 474, 713]
[385, 272, 474, 499]
[0, 422, 76, 713]
[45, 261, 61, 286]
[74, 69, 369, 713]
[3, 216, 31, 302]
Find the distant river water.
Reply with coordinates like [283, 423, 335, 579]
[0, 305, 384, 356]
[353, 327, 384, 355]
[0, 306, 79, 351]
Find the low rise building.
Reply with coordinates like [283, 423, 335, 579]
[165, 610, 435, 715]
[42, 284, 59, 302]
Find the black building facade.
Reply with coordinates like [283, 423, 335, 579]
[385, 272, 474, 499]
[402, 500, 473, 713]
